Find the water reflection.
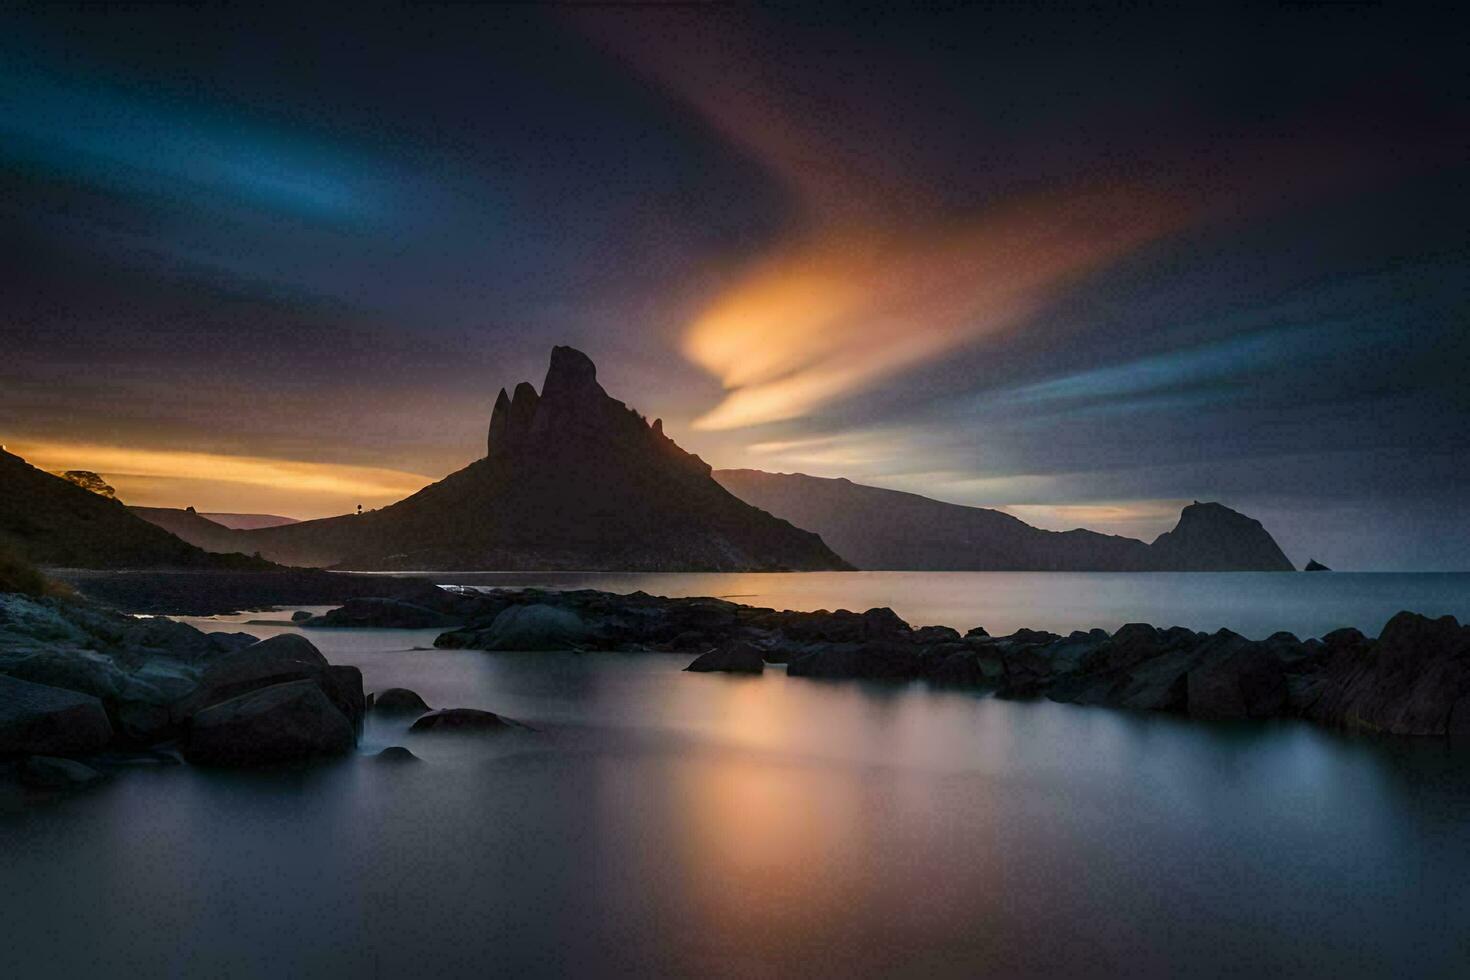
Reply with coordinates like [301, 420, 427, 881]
[6, 617, 1470, 977]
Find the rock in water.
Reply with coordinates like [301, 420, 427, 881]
[1304, 559, 1331, 571]
[301, 598, 458, 629]
[291, 610, 313, 622]
[174, 633, 364, 733]
[1187, 644, 1288, 720]
[183, 680, 355, 766]
[0, 675, 114, 756]
[1148, 501, 1294, 571]
[1306, 612, 1470, 735]
[479, 604, 588, 651]
[375, 746, 421, 763]
[373, 688, 432, 714]
[686, 642, 765, 674]
[410, 708, 516, 733]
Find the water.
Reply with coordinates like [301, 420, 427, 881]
[4, 573, 1470, 978]
[413, 569, 1470, 640]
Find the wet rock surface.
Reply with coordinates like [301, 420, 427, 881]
[433, 587, 1470, 738]
[2, 593, 366, 777]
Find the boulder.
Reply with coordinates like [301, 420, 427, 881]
[1303, 559, 1330, 572]
[685, 641, 765, 674]
[0, 675, 113, 756]
[183, 680, 355, 766]
[1306, 612, 1470, 735]
[291, 610, 313, 622]
[20, 755, 106, 789]
[912, 625, 963, 646]
[410, 708, 518, 733]
[373, 687, 432, 714]
[787, 641, 918, 680]
[477, 604, 588, 651]
[375, 746, 421, 763]
[173, 633, 331, 722]
[1187, 644, 1288, 720]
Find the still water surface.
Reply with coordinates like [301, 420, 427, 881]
[3, 573, 1470, 977]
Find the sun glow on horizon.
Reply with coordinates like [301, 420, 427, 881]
[7, 439, 434, 518]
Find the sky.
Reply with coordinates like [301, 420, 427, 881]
[1, 4, 1465, 569]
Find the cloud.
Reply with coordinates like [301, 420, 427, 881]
[7, 440, 432, 517]
[684, 185, 1188, 430]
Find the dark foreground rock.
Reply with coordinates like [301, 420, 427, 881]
[183, 680, 355, 766]
[0, 675, 113, 756]
[2, 592, 365, 776]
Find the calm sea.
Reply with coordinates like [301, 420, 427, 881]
[3, 572, 1469, 978]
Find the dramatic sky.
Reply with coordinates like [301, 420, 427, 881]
[2, 5, 1465, 569]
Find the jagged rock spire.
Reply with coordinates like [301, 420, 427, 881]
[487, 388, 511, 457]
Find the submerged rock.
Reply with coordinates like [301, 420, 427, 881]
[373, 687, 432, 715]
[375, 746, 421, 763]
[686, 642, 765, 674]
[409, 708, 519, 733]
[183, 680, 355, 766]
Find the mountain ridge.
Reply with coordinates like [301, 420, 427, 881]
[714, 469, 1294, 571]
[216, 347, 850, 571]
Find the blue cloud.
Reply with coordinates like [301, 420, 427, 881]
[0, 67, 382, 223]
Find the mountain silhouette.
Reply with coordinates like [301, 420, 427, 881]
[0, 448, 269, 569]
[715, 470, 1294, 571]
[223, 347, 850, 571]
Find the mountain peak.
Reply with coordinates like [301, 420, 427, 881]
[543, 345, 600, 398]
[1150, 501, 1293, 571]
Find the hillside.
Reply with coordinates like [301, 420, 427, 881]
[0, 449, 271, 570]
[714, 470, 1294, 571]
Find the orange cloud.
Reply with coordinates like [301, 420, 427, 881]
[686, 185, 1188, 430]
[8, 440, 433, 517]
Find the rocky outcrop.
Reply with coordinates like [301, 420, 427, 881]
[182, 680, 355, 767]
[1, 592, 365, 772]
[300, 597, 460, 629]
[1304, 559, 1331, 571]
[0, 674, 113, 756]
[1149, 501, 1294, 571]
[227, 346, 851, 572]
[431, 586, 1468, 739]
[715, 471, 1294, 571]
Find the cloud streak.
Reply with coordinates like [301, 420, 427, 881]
[684, 184, 1188, 430]
[8, 440, 432, 517]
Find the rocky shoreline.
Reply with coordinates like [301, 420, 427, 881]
[0, 590, 508, 794]
[310, 584, 1470, 737]
[6, 581, 1469, 798]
